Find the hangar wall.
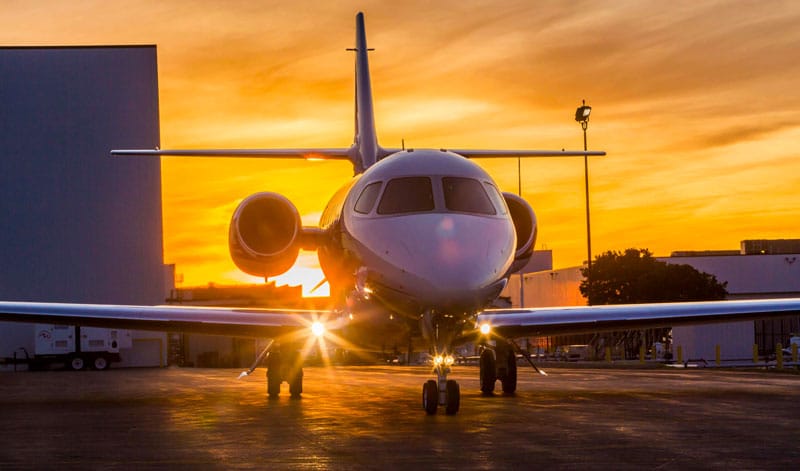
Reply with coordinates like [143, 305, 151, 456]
[0, 46, 166, 362]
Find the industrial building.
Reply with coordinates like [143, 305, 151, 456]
[504, 239, 800, 360]
[0, 46, 168, 368]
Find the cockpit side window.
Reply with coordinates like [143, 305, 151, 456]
[443, 177, 496, 215]
[354, 181, 382, 214]
[377, 177, 435, 215]
[483, 182, 508, 215]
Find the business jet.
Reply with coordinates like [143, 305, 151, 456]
[2, 12, 799, 415]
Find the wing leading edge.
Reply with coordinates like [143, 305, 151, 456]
[477, 298, 800, 338]
[0, 301, 338, 339]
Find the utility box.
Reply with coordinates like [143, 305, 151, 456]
[28, 324, 133, 370]
[35, 324, 132, 356]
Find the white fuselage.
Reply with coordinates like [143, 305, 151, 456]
[336, 150, 515, 316]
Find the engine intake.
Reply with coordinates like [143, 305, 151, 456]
[229, 192, 301, 277]
[503, 192, 538, 274]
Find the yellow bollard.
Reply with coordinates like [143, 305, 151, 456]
[715, 344, 721, 366]
[605, 346, 612, 363]
[639, 345, 646, 364]
[677, 345, 683, 364]
[776, 343, 783, 369]
[792, 344, 798, 364]
[753, 344, 759, 364]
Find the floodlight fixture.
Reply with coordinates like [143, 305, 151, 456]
[575, 101, 592, 127]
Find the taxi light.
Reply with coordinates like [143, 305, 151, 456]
[311, 321, 325, 337]
[480, 323, 491, 335]
[433, 355, 454, 367]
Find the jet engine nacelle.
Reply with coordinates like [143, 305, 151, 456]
[228, 192, 301, 277]
[503, 192, 538, 274]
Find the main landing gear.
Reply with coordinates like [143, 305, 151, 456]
[479, 341, 517, 395]
[421, 354, 460, 415]
[266, 347, 303, 399]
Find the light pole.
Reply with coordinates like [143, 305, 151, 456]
[518, 156, 524, 307]
[575, 100, 592, 270]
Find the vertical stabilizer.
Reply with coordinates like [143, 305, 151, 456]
[352, 12, 381, 172]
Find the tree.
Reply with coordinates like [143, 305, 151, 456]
[580, 248, 728, 305]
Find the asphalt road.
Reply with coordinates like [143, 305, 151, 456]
[1, 365, 798, 470]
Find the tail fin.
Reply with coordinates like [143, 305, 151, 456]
[351, 12, 382, 173]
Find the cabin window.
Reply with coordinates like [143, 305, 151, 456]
[377, 177, 435, 214]
[354, 182, 382, 214]
[442, 177, 496, 215]
[483, 182, 508, 215]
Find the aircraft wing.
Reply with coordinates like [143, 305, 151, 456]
[448, 149, 606, 158]
[477, 298, 800, 338]
[0, 301, 338, 340]
[111, 148, 355, 160]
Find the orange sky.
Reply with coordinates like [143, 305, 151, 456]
[3, 1, 799, 294]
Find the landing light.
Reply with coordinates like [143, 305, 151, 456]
[433, 355, 455, 366]
[480, 323, 491, 335]
[311, 321, 325, 337]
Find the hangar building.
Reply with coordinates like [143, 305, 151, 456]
[0, 46, 168, 367]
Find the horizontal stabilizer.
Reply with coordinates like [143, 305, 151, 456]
[447, 149, 606, 158]
[111, 148, 355, 161]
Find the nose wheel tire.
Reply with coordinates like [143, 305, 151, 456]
[422, 380, 438, 415]
[445, 380, 460, 415]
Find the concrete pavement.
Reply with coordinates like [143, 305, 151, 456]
[1, 365, 798, 469]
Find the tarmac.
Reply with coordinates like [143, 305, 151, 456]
[1, 364, 798, 470]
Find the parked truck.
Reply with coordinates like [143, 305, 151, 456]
[10, 324, 133, 371]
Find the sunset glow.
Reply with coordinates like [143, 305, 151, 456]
[3, 1, 799, 294]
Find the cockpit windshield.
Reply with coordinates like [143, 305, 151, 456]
[354, 181, 382, 214]
[483, 182, 508, 215]
[377, 177, 435, 215]
[442, 177, 496, 215]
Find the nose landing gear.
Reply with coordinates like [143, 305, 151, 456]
[419, 310, 462, 415]
[421, 354, 460, 415]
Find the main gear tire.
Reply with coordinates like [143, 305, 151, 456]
[266, 351, 282, 398]
[501, 351, 518, 394]
[479, 349, 496, 395]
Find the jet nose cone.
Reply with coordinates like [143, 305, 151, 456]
[357, 213, 515, 310]
[414, 215, 513, 299]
